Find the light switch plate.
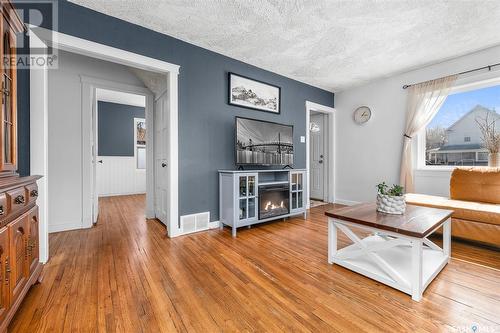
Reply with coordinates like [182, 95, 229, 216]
[300, 136, 306, 143]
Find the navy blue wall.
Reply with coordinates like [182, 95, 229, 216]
[98, 101, 145, 157]
[21, 1, 334, 220]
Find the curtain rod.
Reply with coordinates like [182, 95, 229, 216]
[402, 62, 500, 89]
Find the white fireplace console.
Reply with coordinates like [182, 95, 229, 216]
[219, 169, 307, 237]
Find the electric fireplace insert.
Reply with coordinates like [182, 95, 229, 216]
[259, 184, 290, 220]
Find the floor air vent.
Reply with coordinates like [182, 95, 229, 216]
[180, 212, 210, 235]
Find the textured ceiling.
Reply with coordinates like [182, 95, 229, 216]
[69, 0, 500, 92]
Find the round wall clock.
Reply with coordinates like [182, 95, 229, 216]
[353, 106, 372, 125]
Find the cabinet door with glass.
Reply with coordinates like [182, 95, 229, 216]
[290, 171, 305, 213]
[0, 11, 19, 173]
[236, 173, 258, 224]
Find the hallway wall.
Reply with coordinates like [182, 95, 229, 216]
[48, 50, 146, 232]
[97, 101, 147, 197]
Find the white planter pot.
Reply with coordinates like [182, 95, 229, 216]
[376, 193, 406, 215]
[488, 153, 500, 167]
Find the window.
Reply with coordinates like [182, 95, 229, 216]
[134, 118, 146, 170]
[478, 152, 488, 161]
[424, 83, 500, 167]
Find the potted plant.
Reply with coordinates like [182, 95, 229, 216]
[476, 113, 500, 167]
[376, 182, 405, 214]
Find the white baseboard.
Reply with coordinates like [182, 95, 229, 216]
[49, 221, 86, 233]
[177, 227, 208, 236]
[335, 198, 361, 206]
[175, 219, 219, 237]
[98, 191, 146, 198]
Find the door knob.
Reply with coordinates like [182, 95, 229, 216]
[319, 160, 323, 164]
[161, 162, 167, 168]
[98, 160, 103, 164]
[320, 155, 324, 158]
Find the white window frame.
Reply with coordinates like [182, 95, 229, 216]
[416, 70, 500, 171]
[134, 117, 146, 171]
[477, 151, 489, 161]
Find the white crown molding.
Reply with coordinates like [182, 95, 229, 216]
[30, 26, 180, 75]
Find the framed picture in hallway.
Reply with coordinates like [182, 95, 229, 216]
[136, 120, 146, 145]
[228, 72, 281, 114]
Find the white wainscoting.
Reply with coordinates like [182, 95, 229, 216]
[414, 169, 452, 197]
[96, 156, 146, 197]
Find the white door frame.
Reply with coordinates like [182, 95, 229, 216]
[29, 29, 49, 263]
[81, 76, 153, 225]
[29, 27, 183, 262]
[305, 101, 336, 209]
[309, 112, 327, 201]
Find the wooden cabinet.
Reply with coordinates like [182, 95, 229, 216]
[28, 207, 39, 274]
[8, 215, 28, 302]
[0, 1, 43, 331]
[0, 204, 41, 332]
[0, 227, 9, 323]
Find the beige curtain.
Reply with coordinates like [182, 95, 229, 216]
[400, 75, 458, 192]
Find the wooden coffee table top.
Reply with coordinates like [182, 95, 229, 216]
[325, 203, 453, 238]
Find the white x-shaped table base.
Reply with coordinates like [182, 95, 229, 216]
[328, 217, 451, 301]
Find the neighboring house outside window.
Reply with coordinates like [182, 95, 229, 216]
[477, 151, 489, 161]
[425, 83, 500, 167]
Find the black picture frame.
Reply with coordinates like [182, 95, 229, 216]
[228, 72, 281, 114]
[234, 116, 294, 166]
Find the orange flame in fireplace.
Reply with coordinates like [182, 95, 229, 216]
[264, 200, 284, 211]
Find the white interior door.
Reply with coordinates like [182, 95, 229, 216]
[310, 113, 325, 200]
[91, 89, 99, 223]
[154, 93, 169, 226]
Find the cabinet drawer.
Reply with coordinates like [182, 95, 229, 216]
[0, 194, 6, 218]
[6, 188, 27, 213]
[25, 183, 38, 204]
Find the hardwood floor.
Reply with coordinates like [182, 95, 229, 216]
[9, 195, 500, 332]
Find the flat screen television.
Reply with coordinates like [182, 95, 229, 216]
[235, 117, 293, 166]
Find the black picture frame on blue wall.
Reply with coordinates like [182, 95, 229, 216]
[235, 116, 294, 166]
[228, 72, 281, 114]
